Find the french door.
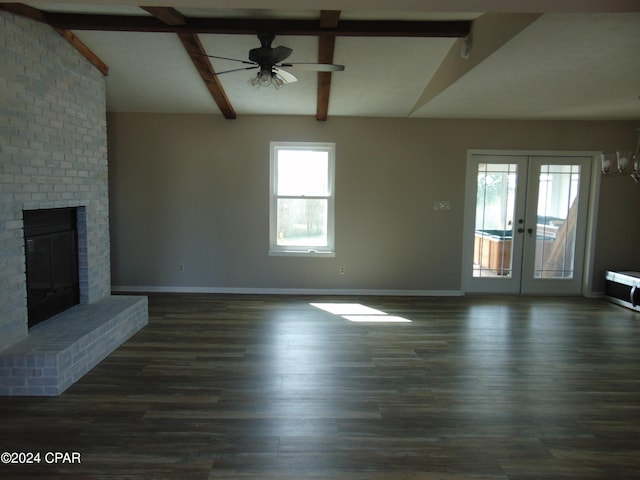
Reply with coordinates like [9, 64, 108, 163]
[462, 151, 593, 295]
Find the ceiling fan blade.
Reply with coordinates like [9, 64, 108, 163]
[268, 46, 293, 64]
[194, 53, 256, 66]
[213, 66, 259, 76]
[279, 63, 345, 72]
[273, 67, 297, 84]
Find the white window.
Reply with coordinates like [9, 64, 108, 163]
[269, 142, 335, 256]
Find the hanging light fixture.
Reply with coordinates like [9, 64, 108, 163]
[602, 128, 640, 181]
[632, 128, 640, 182]
[601, 153, 615, 174]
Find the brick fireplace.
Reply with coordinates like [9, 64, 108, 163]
[0, 11, 147, 395]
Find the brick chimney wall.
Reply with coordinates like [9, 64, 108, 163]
[0, 11, 111, 350]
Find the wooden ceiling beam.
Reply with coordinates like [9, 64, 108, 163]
[55, 29, 109, 75]
[141, 6, 236, 119]
[6, 9, 471, 38]
[177, 32, 236, 119]
[0, 2, 47, 22]
[140, 6, 186, 26]
[316, 11, 340, 122]
[0, 3, 109, 75]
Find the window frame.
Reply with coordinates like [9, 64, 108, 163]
[269, 141, 336, 257]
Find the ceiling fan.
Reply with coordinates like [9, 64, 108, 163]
[200, 32, 345, 89]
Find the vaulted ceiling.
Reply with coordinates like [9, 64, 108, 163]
[3, 1, 640, 121]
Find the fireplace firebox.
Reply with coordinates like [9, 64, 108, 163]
[23, 208, 80, 328]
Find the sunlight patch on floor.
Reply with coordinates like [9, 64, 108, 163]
[310, 303, 411, 323]
[310, 303, 385, 315]
[342, 315, 411, 323]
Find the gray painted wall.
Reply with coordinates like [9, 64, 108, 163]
[107, 113, 640, 294]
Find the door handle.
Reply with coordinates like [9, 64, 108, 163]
[517, 228, 524, 233]
[527, 228, 533, 235]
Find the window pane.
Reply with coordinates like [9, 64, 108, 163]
[277, 198, 328, 246]
[277, 150, 329, 196]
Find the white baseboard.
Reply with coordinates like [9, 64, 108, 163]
[111, 285, 464, 297]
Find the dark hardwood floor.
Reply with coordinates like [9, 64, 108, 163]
[1, 293, 640, 479]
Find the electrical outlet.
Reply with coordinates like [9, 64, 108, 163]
[179, 264, 185, 272]
[339, 266, 346, 275]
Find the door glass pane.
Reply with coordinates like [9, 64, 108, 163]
[473, 163, 518, 278]
[534, 164, 580, 279]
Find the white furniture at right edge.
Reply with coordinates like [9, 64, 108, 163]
[605, 271, 640, 312]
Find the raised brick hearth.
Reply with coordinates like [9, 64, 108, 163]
[0, 296, 147, 396]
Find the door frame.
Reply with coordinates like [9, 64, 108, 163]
[461, 149, 602, 296]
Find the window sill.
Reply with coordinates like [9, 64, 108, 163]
[269, 249, 336, 258]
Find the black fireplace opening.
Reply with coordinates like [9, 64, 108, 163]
[23, 208, 80, 328]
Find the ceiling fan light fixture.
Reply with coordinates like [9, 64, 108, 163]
[249, 69, 278, 89]
[273, 73, 285, 89]
[248, 68, 289, 90]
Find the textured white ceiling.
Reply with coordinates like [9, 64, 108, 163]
[412, 13, 640, 119]
[21, 1, 640, 120]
